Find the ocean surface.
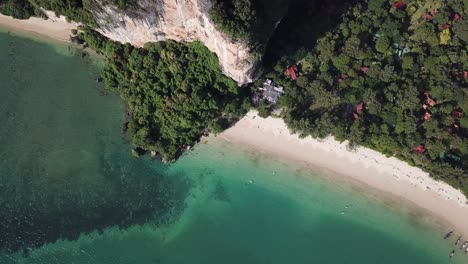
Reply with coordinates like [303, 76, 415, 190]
[0, 31, 466, 264]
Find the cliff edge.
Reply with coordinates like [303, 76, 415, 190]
[92, 0, 255, 85]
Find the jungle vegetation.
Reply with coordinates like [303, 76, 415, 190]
[209, 0, 257, 42]
[79, 29, 251, 161]
[0, 0, 35, 19]
[0, 0, 136, 24]
[209, 0, 289, 57]
[261, 0, 468, 194]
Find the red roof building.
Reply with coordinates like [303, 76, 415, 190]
[286, 65, 298, 80]
[424, 111, 432, 121]
[393, 1, 406, 9]
[353, 112, 359, 120]
[441, 24, 450, 30]
[361, 66, 369, 72]
[427, 98, 436, 106]
[424, 91, 437, 106]
[464, 71, 468, 79]
[413, 145, 425, 154]
[451, 109, 462, 119]
[356, 102, 364, 112]
[454, 13, 461, 21]
[421, 13, 433, 20]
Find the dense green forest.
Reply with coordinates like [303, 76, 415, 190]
[210, 0, 257, 42]
[261, 0, 468, 193]
[209, 0, 289, 56]
[0, 0, 135, 23]
[0, 0, 34, 19]
[79, 29, 250, 160]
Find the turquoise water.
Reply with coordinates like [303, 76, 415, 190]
[0, 31, 465, 263]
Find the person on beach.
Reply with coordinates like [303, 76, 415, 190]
[444, 231, 454, 239]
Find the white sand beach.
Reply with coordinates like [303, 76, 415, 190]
[220, 111, 468, 236]
[0, 10, 78, 42]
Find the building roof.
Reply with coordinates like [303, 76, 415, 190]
[356, 102, 364, 112]
[353, 112, 359, 120]
[424, 91, 437, 106]
[261, 79, 284, 104]
[421, 13, 433, 20]
[393, 1, 406, 9]
[286, 65, 298, 80]
[424, 111, 432, 121]
[413, 145, 425, 154]
[451, 109, 462, 119]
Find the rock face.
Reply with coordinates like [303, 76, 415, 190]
[93, 0, 255, 85]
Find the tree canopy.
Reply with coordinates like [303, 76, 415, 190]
[262, 0, 468, 194]
[0, 0, 137, 24]
[80, 29, 251, 160]
[0, 0, 34, 19]
[209, 0, 257, 42]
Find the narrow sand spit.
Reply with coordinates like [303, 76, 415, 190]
[220, 111, 468, 235]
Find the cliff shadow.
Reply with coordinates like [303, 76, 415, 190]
[0, 157, 191, 255]
[262, 0, 359, 68]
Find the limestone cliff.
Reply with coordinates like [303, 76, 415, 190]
[92, 0, 255, 85]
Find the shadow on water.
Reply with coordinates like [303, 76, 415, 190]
[262, 0, 359, 68]
[0, 157, 191, 255]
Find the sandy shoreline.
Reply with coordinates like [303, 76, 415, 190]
[219, 111, 468, 236]
[0, 11, 78, 42]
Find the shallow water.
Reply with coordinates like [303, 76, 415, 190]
[0, 32, 465, 263]
[0, 32, 187, 253]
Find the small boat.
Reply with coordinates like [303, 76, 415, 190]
[449, 250, 455, 258]
[455, 236, 462, 245]
[444, 231, 454, 239]
[461, 241, 467, 249]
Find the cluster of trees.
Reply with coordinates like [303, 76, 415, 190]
[209, 0, 257, 42]
[30, 0, 97, 24]
[0, 0, 96, 24]
[79, 28, 250, 160]
[209, 0, 289, 58]
[263, 0, 468, 194]
[0, 0, 136, 24]
[0, 0, 35, 19]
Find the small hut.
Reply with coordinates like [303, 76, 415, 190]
[393, 1, 406, 10]
[259, 79, 285, 104]
[413, 145, 425, 154]
[286, 65, 298, 80]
